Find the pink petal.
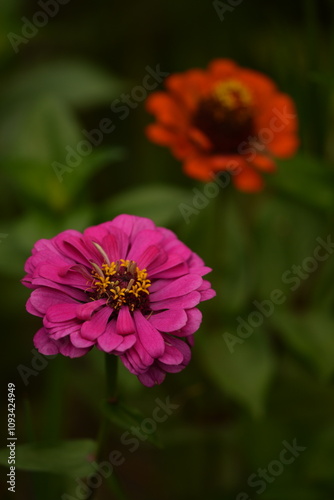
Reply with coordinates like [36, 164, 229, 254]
[28, 288, 75, 316]
[58, 337, 91, 358]
[101, 230, 129, 262]
[137, 366, 166, 387]
[33, 328, 59, 355]
[26, 298, 42, 317]
[200, 289, 216, 301]
[113, 334, 136, 353]
[178, 308, 202, 336]
[80, 307, 111, 341]
[127, 229, 162, 259]
[136, 245, 166, 270]
[83, 221, 116, 241]
[46, 303, 79, 323]
[76, 299, 106, 320]
[110, 215, 155, 240]
[150, 275, 202, 301]
[25, 279, 88, 301]
[134, 310, 165, 357]
[97, 320, 124, 352]
[166, 335, 192, 365]
[70, 332, 95, 348]
[55, 234, 99, 266]
[121, 351, 145, 375]
[116, 306, 135, 335]
[149, 309, 187, 332]
[132, 338, 154, 367]
[150, 262, 188, 280]
[158, 343, 184, 365]
[46, 320, 80, 340]
[38, 264, 87, 289]
[148, 252, 187, 276]
[150, 291, 201, 311]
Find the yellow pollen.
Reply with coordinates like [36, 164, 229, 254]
[213, 79, 252, 110]
[91, 259, 151, 311]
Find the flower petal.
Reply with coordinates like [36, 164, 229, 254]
[81, 307, 111, 341]
[97, 320, 124, 353]
[116, 306, 135, 335]
[33, 328, 59, 355]
[150, 274, 202, 301]
[149, 309, 187, 332]
[134, 310, 165, 357]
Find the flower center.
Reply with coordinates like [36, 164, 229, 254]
[192, 79, 255, 154]
[213, 80, 252, 110]
[90, 259, 151, 312]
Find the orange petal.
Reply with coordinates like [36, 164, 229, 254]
[165, 70, 209, 110]
[233, 165, 264, 192]
[208, 59, 238, 78]
[255, 94, 299, 157]
[146, 92, 188, 129]
[146, 124, 178, 146]
[183, 157, 215, 182]
[252, 154, 276, 172]
[187, 127, 212, 151]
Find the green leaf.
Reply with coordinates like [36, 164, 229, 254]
[267, 154, 334, 213]
[272, 310, 334, 379]
[64, 147, 126, 197]
[0, 95, 81, 164]
[102, 400, 162, 448]
[0, 61, 123, 109]
[0, 211, 60, 278]
[305, 425, 334, 482]
[102, 184, 190, 226]
[0, 95, 82, 209]
[0, 440, 96, 477]
[253, 196, 325, 298]
[220, 195, 253, 314]
[199, 330, 275, 417]
[0, 95, 124, 208]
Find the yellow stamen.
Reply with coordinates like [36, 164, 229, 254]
[213, 79, 252, 110]
[91, 258, 151, 310]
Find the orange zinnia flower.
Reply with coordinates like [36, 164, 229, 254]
[145, 59, 299, 191]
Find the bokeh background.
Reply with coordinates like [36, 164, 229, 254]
[1, 0, 334, 499]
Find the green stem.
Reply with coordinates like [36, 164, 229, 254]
[87, 355, 127, 500]
[105, 353, 118, 402]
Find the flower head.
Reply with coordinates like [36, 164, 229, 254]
[22, 215, 215, 387]
[146, 59, 299, 191]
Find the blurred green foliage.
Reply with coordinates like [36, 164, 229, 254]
[1, 0, 334, 499]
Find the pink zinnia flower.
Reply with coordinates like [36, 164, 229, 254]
[22, 215, 215, 386]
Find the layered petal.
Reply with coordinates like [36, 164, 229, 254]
[23, 214, 215, 387]
[146, 59, 299, 191]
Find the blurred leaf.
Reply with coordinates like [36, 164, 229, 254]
[0, 0, 21, 59]
[309, 71, 334, 88]
[272, 310, 334, 379]
[221, 195, 253, 314]
[0, 440, 96, 477]
[305, 425, 334, 483]
[261, 486, 322, 500]
[103, 400, 162, 448]
[64, 147, 126, 197]
[0, 60, 123, 109]
[199, 330, 275, 417]
[0, 211, 59, 277]
[0, 95, 81, 163]
[0, 93, 124, 209]
[267, 154, 334, 213]
[102, 184, 190, 226]
[0, 95, 82, 210]
[253, 197, 325, 298]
